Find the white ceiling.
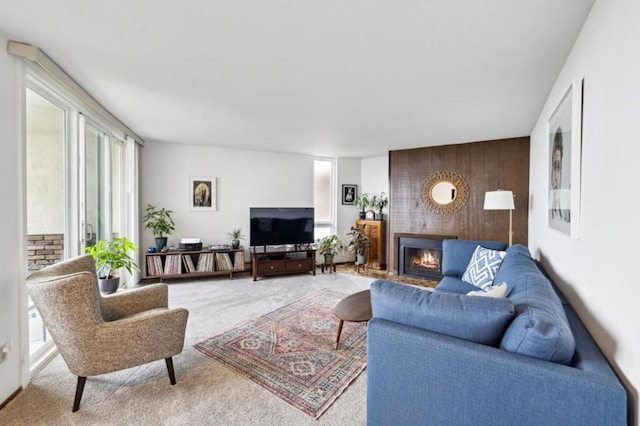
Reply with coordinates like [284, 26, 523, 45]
[0, 1, 594, 158]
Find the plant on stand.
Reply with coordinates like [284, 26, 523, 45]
[143, 204, 175, 251]
[227, 228, 245, 249]
[354, 193, 370, 220]
[84, 237, 140, 294]
[371, 192, 389, 220]
[347, 225, 371, 265]
[317, 234, 343, 265]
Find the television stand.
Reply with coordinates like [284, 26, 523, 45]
[250, 246, 316, 281]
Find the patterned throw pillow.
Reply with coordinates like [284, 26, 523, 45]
[461, 246, 506, 290]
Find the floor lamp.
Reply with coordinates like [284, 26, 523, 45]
[484, 190, 515, 246]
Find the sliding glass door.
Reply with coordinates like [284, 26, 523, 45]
[80, 116, 124, 258]
[25, 94, 128, 371]
[25, 87, 66, 361]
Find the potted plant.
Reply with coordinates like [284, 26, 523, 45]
[371, 192, 389, 220]
[143, 204, 175, 251]
[227, 228, 245, 249]
[84, 237, 140, 294]
[317, 234, 343, 265]
[354, 193, 370, 220]
[347, 226, 371, 265]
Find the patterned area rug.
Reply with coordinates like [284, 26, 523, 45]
[194, 289, 367, 419]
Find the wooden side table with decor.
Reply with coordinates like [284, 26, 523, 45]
[355, 220, 386, 270]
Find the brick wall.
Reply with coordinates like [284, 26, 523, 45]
[27, 234, 64, 271]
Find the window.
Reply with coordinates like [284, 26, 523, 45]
[313, 158, 335, 240]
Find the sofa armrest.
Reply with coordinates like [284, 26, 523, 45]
[367, 318, 627, 426]
[100, 284, 169, 321]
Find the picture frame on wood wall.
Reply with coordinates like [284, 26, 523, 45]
[190, 176, 217, 211]
[547, 78, 583, 239]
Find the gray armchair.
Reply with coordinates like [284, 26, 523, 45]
[26, 254, 189, 412]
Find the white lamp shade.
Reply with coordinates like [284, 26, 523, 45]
[484, 190, 515, 210]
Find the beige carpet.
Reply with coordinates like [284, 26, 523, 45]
[0, 271, 374, 425]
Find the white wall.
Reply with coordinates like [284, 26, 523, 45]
[335, 157, 362, 262]
[528, 0, 638, 422]
[361, 155, 389, 202]
[0, 34, 24, 404]
[140, 142, 314, 256]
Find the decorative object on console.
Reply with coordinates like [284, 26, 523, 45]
[370, 192, 388, 220]
[226, 228, 245, 249]
[548, 78, 583, 239]
[143, 204, 175, 251]
[353, 193, 370, 220]
[461, 245, 506, 290]
[484, 190, 515, 246]
[341, 184, 357, 205]
[421, 170, 469, 215]
[83, 237, 140, 294]
[190, 176, 217, 211]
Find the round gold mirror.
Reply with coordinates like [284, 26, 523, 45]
[421, 170, 469, 215]
[431, 181, 457, 205]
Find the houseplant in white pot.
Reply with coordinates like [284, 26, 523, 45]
[143, 204, 175, 251]
[317, 234, 343, 265]
[84, 237, 140, 294]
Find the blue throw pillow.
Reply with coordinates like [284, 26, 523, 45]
[370, 279, 514, 346]
[461, 245, 506, 290]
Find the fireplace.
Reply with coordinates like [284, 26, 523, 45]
[396, 234, 456, 280]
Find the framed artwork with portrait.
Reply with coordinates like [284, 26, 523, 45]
[342, 184, 357, 205]
[548, 78, 583, 239]
[190, 176, 217, 211]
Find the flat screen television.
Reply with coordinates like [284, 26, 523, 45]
[250, 207, 315, 247]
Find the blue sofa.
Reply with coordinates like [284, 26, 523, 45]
[367, 240, 627, 426]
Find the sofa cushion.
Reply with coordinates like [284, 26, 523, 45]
[370, 279, 514, 346]
[435, 276, 479, 294]
[497, 245, 576, 364]
[461, 245, 506, 289]
[441, 239, 508, 278]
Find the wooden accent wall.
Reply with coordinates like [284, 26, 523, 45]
[389, 137, 530, 274]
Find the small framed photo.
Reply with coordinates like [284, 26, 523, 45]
[190, 176, 217, 211]
[342, 184, 357, 205]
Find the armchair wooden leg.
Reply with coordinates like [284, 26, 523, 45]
[165, 357, 176, 385]
[72, 376, 86, 412]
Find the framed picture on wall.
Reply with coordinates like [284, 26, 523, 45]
[190, 176, 217, 211]
[547, 78, 583, 239]
[342, 184, 357, 205]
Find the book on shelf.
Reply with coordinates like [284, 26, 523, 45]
[215, 252, 233, 271]
[183, 254, 196, 273]
[196, 252, 214, 272]
[146, 255, 163, 276]
[233, 250, 245, 271]
[163, 254, 182, 275]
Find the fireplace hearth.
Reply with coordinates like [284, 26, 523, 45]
[396, 234, 456, 280]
